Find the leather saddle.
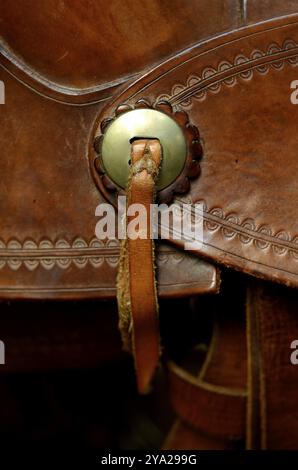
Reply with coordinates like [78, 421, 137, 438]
[0, 0, 298, 449]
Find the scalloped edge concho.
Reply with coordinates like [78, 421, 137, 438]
[92, 100, 202, 204]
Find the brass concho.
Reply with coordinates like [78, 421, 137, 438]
[92, 100, 202, 204]
[100, 108, 186, 191]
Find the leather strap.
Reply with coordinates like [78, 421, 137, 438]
[117, 139, 162, 393]
[168, 362, 246, 440]
[167, 308, 247, 443]
[246, 281, 298, 449]
[246, 284, 264, 449]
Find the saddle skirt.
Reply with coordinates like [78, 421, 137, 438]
[0, 0, 298, 451]
[0, 7, 297, 296]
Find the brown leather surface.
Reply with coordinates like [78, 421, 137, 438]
[0, 67, 219, 299]
[166, 277, 298, 450]
[246, 281, 298, 449]
[0, 0, 239, 103]
[0, 6, 297, 296]
[0, 0, 297, 450]
[1, 0, 293, 102]
[246, 0, 298, 24]
[100, 14, 298, 288]
[168, 363, 246, 441]
[168, 303, 247, 442]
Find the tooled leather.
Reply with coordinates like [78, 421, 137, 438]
[0, 16, 297, 296]
[99, 16, 298, 288]
[0, 69, 218, 299]
[117, 139, 162, 393]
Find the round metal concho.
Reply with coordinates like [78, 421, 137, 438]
[101, 109, 187, 191]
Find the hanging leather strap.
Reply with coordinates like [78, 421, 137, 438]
[117, 139, 162, 393]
